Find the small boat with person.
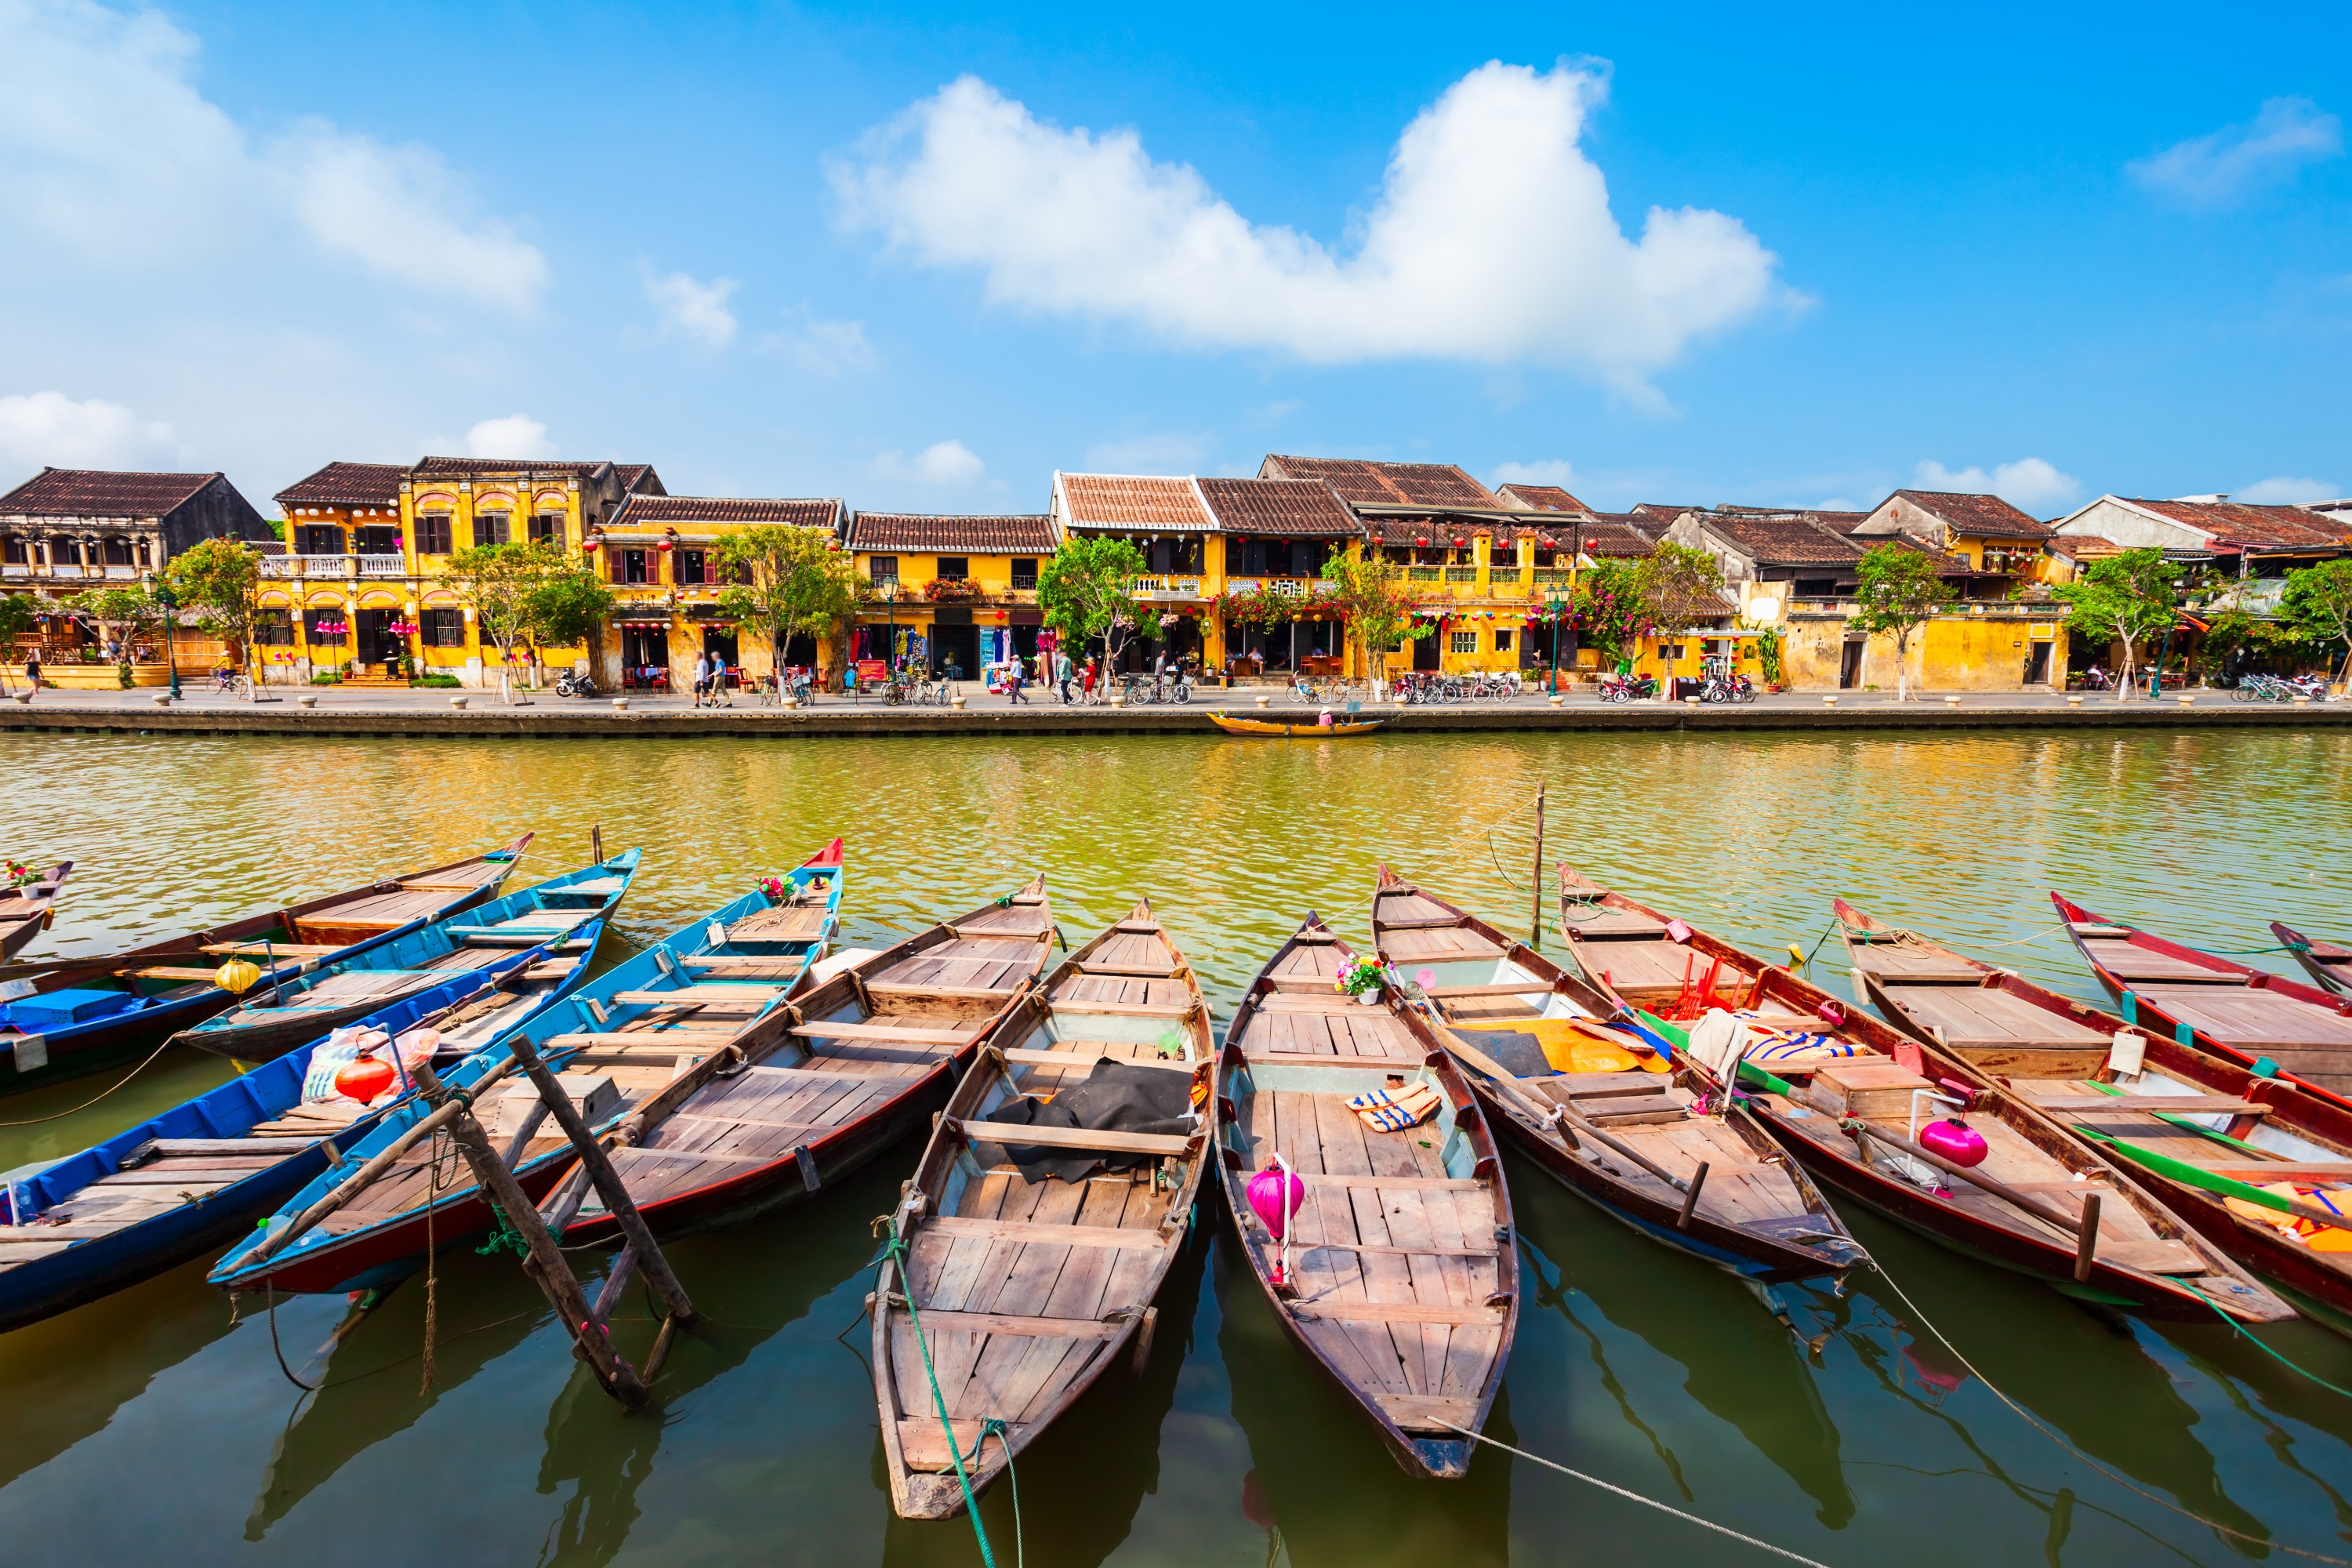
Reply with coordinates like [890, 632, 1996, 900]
[0, 860, 70, 962]
[1554, 866, 2292, 1323]
[1372, 866, 1862, 1288]
[1207, 712, 1385, 738]
[172, 849, 641, 1064]
[873, 899, 1214, 1520]
[0, 834, 534, 1095]
[1214, 914, 1517, 1479]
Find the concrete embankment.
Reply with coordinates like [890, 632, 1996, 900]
[7, 698, 2349, 740]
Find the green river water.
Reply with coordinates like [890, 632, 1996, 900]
[2, 728, 2349, 1566]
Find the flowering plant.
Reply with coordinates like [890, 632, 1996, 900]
[1334, 956, 1385, 996]
[757, 874, 789, 902]
[2, 860, 41, 888]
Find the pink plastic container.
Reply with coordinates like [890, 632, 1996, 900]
[1918, 1116, 1989, 1167]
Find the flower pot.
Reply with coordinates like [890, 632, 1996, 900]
[1353, 988, 1381, 1006]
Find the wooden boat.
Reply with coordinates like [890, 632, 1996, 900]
[0, 833, 532, 1096]
[212, 841, 845, 1296]
[561, 866, 1052, 1245]
[1372, 866, 1861, 1287]
[1214, 914, 1517, 1479]
[173, 851, 641, 1063]
[0, 861, 70, 961]
[874, 899, 1214, 1520]
[0, 925, 600, 1334]
[2276, 922, 2352, 997]
[2054, 893, 2352, 1097]
[1208, 712, 1385, 737]
[1554, 866, 2292, 1323]
[1836, 898, 2352, 1337]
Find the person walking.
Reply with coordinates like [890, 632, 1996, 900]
[1007, 658, 1027, 705]
[692, 647, 713, 709]
[1055, 647, 1074, 703]
[715, 651, 735, 707]
[22, 647, 39, 702]
[1080, 655, 1097, 705]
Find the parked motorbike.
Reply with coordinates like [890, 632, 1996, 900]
[1599, 673, 1658, 704]
[555, 671, 600, 699]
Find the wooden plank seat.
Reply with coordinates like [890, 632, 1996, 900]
[2132, 985, 2352, 1047]
[864, 982, 1029, 1004]
[1374, 1393, 1484, 1432]
[1381, 928, 1507, 964]
[724, 906, 830, 941]
[1044, 998, 1197, 1018]
[1882, 984, 2110, 1047]
[2022, 1090, 2273, 1116]
[920, 1216, 1166, 1249]
[2081, 939, 2236, 984]
[198, 941, 344, 956]
[1554, 908, 1670, 938]
[998, 1047, 1192, 1073]
[891, 1307, 1125, 1339]
[608, 985, 783, 1008]
[1243, 1052, 1436, 1070]
[793, 1020, 984, 1045]
[303, 888, 453, 930]
[949, 1119, 1193, 1156]
[1845, 944, 1986, 982]
[1291, 1300, 1508, 1325]
[684, 958, 805, 978]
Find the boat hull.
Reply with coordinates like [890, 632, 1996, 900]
[226, 1154, 582, 1295]
[184, 981, 449, 1065]
[1207, 712, 1384, 737]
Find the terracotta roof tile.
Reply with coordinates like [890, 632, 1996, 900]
[2129, 498, 2352, 550]
[1577, 518, 1657, 558]
[0, 467, 221, 518]
[1629, 503, 1702, 522]
[611, 495, 840, 530]
[1058, 473, 1215, 533]
[1260, 455, 1500, 509]
[1702, 514, 1864, 566]
[848, 513, 1056, 553]
[412, 456, 663, 493]
[274, 462, 408, 510]
[1889, 488, 2053, 540]
[2052, 534, 2122, 558]
[1195, 477, 1362, 537]
[1494, 483, 1588, 513]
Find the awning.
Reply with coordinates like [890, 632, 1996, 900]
[615, 619, 669, 629]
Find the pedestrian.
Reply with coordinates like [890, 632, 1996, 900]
[1081, 656, 1097, 705]
[23, 647, 40, 700]
[715, 652, 735, 707]
[1007, 658, 1027, 705]
[692, 647, 713, 709]
[1055, 647, 1074, 703]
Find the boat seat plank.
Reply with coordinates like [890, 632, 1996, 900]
[1846, 945, 1986, 982]
[919, 1216, 1165, 1250]
[999, 1047, 1192, 1074]
[2131, 986, 2352, 1048]
[951, 1119, 1192, 1156]
[1373, 1393, 1486, 1432]
[1294, 1299, 1508, 1326]
[793, 1020, 984, 1045]
[2082, 940, 2237, 984]
[1884, 985, 2109, 1047]
[1555, 907, 1668, 938]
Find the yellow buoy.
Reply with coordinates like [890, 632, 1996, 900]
[213, 957, 264, 994]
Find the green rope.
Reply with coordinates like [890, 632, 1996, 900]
[882, 1223, 997, 1565]
[474, 1200, 528, 1258]
[978, 1418, 1025, 1568]
[2185, 1283, 2352, 1399]
[1794, 923, 1839, 974]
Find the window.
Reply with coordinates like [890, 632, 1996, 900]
[355, 525, 401, 554]
[472, 512, 510, 547]
[253, 612, 293, 645]
[677, 548, 707, 586]
[296, 524, 345, 554]
[869, 556, 899, 584]
[1450, 630, 1478, 654]
[2, 537, 24, 565]
[423, 608, 466, 648]
[936, 557, 969, 581]
[1495, 629, 1513, 652]
[304, 609, 348, 647]
[529, 513, 564, 546]
[416, 515, 453, 554]
[1010, 557, 1037, 590]
[621, 548, 650, 585]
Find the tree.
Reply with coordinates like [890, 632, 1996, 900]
[1846, 543, 1955, 701]
[444, 540, 570, 703]
[2281, 559, 2352, 688]
[716, 525, 863, 681]
[163, 538, 265, 700]
[2053, 547, 2180, 700]
[1572, 559, 1650, 670]
[64, 584, 162, 676]
[1635, 543, 1726, 690]
[526, 567, 617, 670]
[1317, 543, 1429, 684]
[1036, 535, 1149, 673]
[0, 594, 34, 696]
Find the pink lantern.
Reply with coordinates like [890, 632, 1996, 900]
[1918, 1116, 1989, 1167]
[1247, 1163, 1305, 1240]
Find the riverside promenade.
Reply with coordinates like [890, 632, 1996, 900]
[5, 682, 2347, 738]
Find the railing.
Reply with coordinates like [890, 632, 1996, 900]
[1406, 566, 1443, 583]
[1130, 575, 1202, 600]
[1443, 567, 1480, 584]
[358, 554, 407, 577]
[1531, 568, 1575, 587]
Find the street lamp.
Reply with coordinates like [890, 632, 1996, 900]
[154, 577, 181, 699]
[1546, 593, 1566, 693]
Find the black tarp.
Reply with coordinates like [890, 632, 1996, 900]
[975, 1058, 1196, 1182]
[1450, 1028, 1556, 1078]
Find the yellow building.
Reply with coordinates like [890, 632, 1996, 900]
[594, 495, 846, 691]
[843, 512, 1059, 679]
[1852, 488, 2065, 590]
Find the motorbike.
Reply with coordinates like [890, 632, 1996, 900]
[1702, 672, 1757, 704]
[1599, 672, 1658, 704]
[555, 670, 600, 699]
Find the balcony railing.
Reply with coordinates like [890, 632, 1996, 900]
[1130, 575, 1202, 601]
[1406, 566, 1443, 583]
[1532, 568, 1575, 587]
[358, 554, 407, 577]
[1443, 567, 1480, 584]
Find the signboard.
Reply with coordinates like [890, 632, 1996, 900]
[2028, 623, 2055, 641]
[856, 659, 889, 683]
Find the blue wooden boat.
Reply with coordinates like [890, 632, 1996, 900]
[212, 840, 846, 1298]
[0, 833, 533, 1096]
[0, 924, 603, 1334]
[175, 849, 643, 1064]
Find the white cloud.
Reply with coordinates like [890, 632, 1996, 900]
[0, 390, 180, 479]
[2238, 475, 2339, 504]
[464, 414, 550, 459]
[1914, 457, 2079, 513]
[830, 62, 1791, 391]
[767, 310, 877, 374]
[0, 0, 546, 309]
[871, 439, 985, 486]
[2129, 98, 2344, 207]
[1491, 459, 1580, 490]
[644, 271, 739, 347]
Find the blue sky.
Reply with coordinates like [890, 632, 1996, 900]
[1, 0, 2346, 519]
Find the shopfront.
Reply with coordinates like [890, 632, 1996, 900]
[619, 619, 671, 691]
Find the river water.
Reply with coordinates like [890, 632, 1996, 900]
[2, 728, 2349, 1567]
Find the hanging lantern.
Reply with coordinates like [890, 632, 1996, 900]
[1414, 535, 1428, 547]
[1247, 1164, 1305, 1243]
[212, 958, 263, 994]
[333, 1054, 398, 1103]
[658, 530, 677, 552]
[582, 536, 601, 554]
[1454, 535, 1468, 548]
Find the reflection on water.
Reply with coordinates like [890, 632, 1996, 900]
[2, 728, 2352, 1564]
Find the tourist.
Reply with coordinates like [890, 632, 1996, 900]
[1054, 647, 1074, 703]
[1007, 658, 1027, 705]
[23, 647, 39, 699]
[692, 648, 714, 709]
[1081, 656, 1098, 705]
[714, 652, 735, 707]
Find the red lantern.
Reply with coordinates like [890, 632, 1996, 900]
[582, 537, 601, 554]
[657, 534, 675, 552]
[996, 609, 1008, 622]
[1414, 535, 1428, 546]
[1454, 536, 1468, 548]
[334, 1055, 397, 1102]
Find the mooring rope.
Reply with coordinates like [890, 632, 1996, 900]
[978, 1418, 1025, 1568]
[877, 1218, 999, 1567]
[263, 1284, 318, 1393]
[2184, 1282, 2352, 1400]
[0, 1035, 176, 1126]
[1431, 1421, 1834, 1566]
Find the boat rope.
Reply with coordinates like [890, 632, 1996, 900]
[1430, 1421, 1833, 1566]
[0, 1034, 175, 1126]
[2183, 1282, 2352, 1399]
[876, 1218, 999, 1567]
[1484, 832, 1522, 892]
[978, 1419, 1025, 1568]
[419, 1127, 448, 1396]
[1791, 924, 1839, 974]
[1866, 1258, 2352, 1565]
[263, 1285, 318, 1392]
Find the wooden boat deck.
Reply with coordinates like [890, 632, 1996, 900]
[2077, 935, 2238, 984]
[1880, 983, 2111, 1050]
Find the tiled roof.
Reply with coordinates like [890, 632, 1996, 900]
[1057, 473, 1215, 533]
[609, 495, 840, 531]
[848, 513, 1057, 553]
[2051, 534, 2122, 559]
[274, 462, 407, 510]
[1577, 518, 1657, 558]
[1195, 478, 1363, 538]
[1889, 488, 2053, 540]
[413, 456, 662, 492]
[1629, 503, 1702, 522]
[1703, 514, 1864, 566]
[1260, 455, 1500, 509]
[2129, 498, 2352, 550]
[0, 467, 220, 519]
[1495, 483, 1588, 513]
[615, 464, 663, 495]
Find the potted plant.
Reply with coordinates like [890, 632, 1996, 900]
[1334, 956, 1385, 1007]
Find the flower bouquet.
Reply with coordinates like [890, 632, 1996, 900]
[1333, 956, 1385, 1004]
[757, 874, 789, 902]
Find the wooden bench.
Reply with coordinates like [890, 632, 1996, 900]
[948, 1119, 1192, 1156]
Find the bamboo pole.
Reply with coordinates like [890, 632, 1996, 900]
[409, 1060, 649, 1408]
[1529, 784, 1546, 953]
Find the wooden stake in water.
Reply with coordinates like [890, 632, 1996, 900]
[1530, 784, 1547, 952]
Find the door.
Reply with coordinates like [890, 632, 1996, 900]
[932, 624, 979, 680]
[1838, 639, 1864, 689]
[1414, 628, 1443, 670]
[622, 627, 670, 689]
[355, 608, 400, 672]
[2024, 642, 2052, 685]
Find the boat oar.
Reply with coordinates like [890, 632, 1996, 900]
[1438, 1029, 1693, 1196]
[1842, 1119, 2086, 1237]
[2077, 1127, 2352, 1236]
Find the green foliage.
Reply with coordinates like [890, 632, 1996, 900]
[445, 540, 572, 702]
[1635, 543, 1726, 644]
[0, 593, 36, 645]
[1317, 543, 1428, 676]
[1572, 559, 1650, 666]
[412, 673, 463, 689]
[2281, 559, 2352, 681]
[716, 525, 863, 661]
[2053, 548, 2180, 695]
[1036, 535, 1149, 666]
[1846, 543, 1955, 699]
[1748, 622, 1785, 686]
[162, 539, 265, 692]
[526, 567, 615, 651]
[310, 671, 343, 685]
[63, 584, 162, 662]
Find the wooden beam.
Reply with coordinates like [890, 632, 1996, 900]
[1294, 1299, 1507, 1325]
[949, 1118, 1192, 1156]
[919, 1215, 1165, 1249]
[794, 1020, 981, 1045]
